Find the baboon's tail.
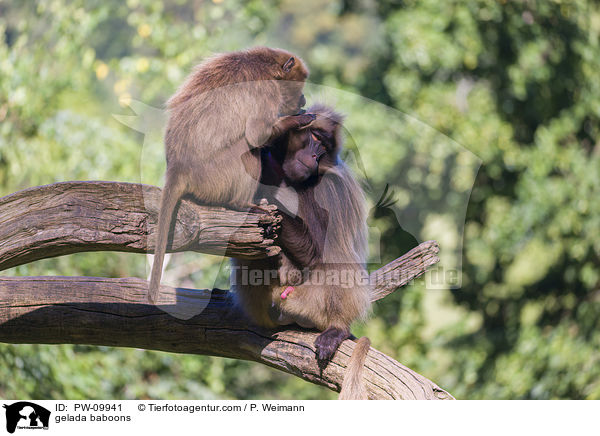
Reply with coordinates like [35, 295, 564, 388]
[339, 337, 371, 400]
[148, 178, 185, 304]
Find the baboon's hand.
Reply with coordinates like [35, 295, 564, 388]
[292, 113, 316, 128]
[270, 113, 316, 141]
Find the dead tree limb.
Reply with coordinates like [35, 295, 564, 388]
[372, 240, 439, 301]
[0, 181, 450, 399]
[0, 181, 280, 272]
[0, 268, 450, 400]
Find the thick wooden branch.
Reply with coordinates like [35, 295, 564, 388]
[0, 275, 452, 400]
[0, 181, 447, 399]
[0, 181, 281, 272]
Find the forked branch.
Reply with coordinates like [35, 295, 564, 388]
[0, 182, 450, 399]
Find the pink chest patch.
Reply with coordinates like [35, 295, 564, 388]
[281, 286, 294, 299]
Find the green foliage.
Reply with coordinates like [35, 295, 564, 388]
[1, 0, 598, 399]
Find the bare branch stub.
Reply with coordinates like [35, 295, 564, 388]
[370, 240, 440, 301]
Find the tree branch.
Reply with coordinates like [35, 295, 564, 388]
[371, 240, 440, 301]
[0, 181, 281, 272]
[0, 181, 449, 399]
[0, 275, 452, 400]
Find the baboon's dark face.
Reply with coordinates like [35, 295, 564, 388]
[282, 129, 328, 184]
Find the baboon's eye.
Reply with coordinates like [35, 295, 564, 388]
[313, 130, 331, 144]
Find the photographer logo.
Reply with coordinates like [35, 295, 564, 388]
[3, 402, 50, 433]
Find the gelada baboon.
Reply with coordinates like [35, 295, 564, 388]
[231, 104, 372, 399]
[149, 47, 313, 303]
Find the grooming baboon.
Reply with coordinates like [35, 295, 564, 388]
[149, 47, 312, 303]
[231, 103, 372, 399]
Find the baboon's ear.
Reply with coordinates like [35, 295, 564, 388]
[282, 57, 295, 72]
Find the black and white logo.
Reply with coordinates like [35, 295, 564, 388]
[3, 402, 50, 433]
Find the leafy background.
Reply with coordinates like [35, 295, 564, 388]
[1, 0, 599, 399]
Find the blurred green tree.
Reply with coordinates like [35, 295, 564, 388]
[0, 0, 598, 399]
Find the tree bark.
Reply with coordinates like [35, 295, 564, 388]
[0, 181, 281, 272]
[0, 274, 452, 400]
[371, 240, 439, 301]
[0, 181, 450, 399]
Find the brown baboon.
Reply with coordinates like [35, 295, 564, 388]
[232, 103, 371, 399]
[149, 47, 312, 303]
